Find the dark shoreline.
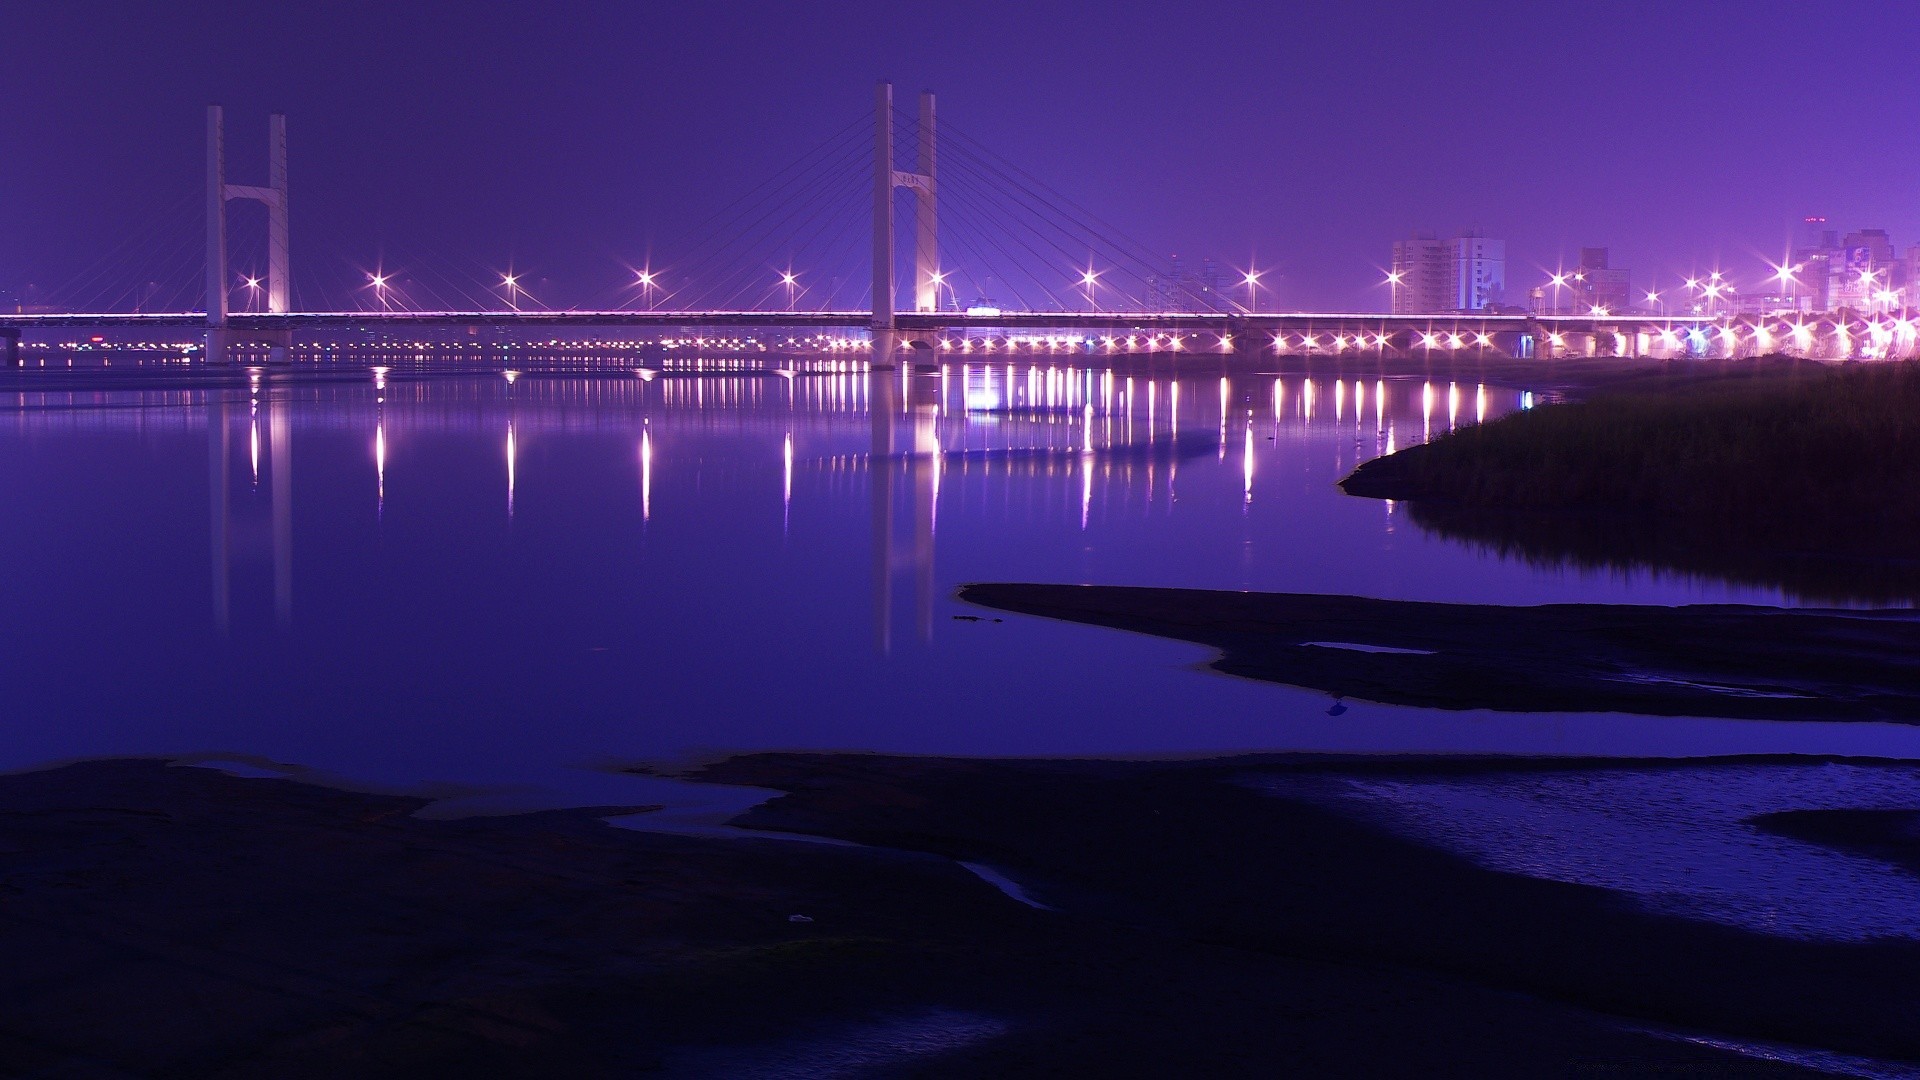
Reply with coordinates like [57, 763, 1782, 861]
[0, 752, 1912, 1076]
[959, 581, 1920, 721]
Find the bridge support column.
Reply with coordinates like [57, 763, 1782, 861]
[204, 327, 291, 364]
[207, 105, 228, 338]
[208, 105, 291, 361]
[1, 328, 18, 368]
[913, 92, 937, 315]
[263, 327, 292, 365]
[872, 81, 937, 369]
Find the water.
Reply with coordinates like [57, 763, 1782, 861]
[7, 356, 1920, 818]
[1269, 763, 1920, 942]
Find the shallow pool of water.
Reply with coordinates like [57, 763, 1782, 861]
[1280, 762, 1920, 942]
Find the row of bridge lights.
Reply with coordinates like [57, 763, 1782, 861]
[235, 260, 1907, 320]
[311, 264, 1276, 313]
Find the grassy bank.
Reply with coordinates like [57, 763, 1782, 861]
[1340, 358, 1920, 601]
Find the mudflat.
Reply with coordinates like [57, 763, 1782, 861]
[960, 581, 1920, 721]
[0, 754, 1904, 1076]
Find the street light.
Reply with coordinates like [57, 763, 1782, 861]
[780, 270, 798, 311]
[1078, 265, 1100, 311]
[1241, 269, 1261, 314]
[1702, 281, 1728, 316]
[368, 271, 391, 312]
[1384, 270, 1403, 313]
[1548, 272, 1568, 316]
[501, 272, 520, 312]
[636, 269, 656, 311]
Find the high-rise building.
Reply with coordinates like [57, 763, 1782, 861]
[1145, 254, 1237, 313]
[1390, 233, 1450, 314]
[1530, 248, 1631, 315]
[1390, 231, 1502, 314]
[1831, 228, 1897, 312]
[1791, 217, 1837, 311]
[1451, 233, 1505, 312]
[1574, 248, 1631, 315]
[1843, 229, 1896, 267]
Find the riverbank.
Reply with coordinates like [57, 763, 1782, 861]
[0, 754, 1896, 1076]
[1340, 357, 1920, 602]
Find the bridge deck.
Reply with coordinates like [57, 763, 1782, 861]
[0, 310, 1720, 332]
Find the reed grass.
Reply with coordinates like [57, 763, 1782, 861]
[1341, 359, 1920, 599]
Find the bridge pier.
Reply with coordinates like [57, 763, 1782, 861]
[1, 327, 18, 368]
[204, 327, 292, 364]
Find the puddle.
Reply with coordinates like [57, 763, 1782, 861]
[1263, 762, 1920, 941]
[1300, 641, 1438, 656]
[1633, 1023, 1920, 1080]
[661, 1006, 1007, 1078]
[1607, 671, 1813, 700]
[959, 862, 1054, 910]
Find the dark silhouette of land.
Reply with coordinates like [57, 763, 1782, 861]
[959, 582, 1920, 721]
[1340, 357, 1920, 602]
[0, 756, 1876, 1077]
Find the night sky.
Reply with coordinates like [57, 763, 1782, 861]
[6, 0, 1918, 311]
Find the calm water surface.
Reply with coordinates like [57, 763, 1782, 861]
[5, 357, 1919, 812]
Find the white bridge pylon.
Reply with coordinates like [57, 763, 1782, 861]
[872, 82, 937, 367]
[207, 105, 290, 360]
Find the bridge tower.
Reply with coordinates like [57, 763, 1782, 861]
[206, 105, 291, 362]
[872, 82, 937, 367]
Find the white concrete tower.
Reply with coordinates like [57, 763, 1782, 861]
[914, 91, 937, 314]
[266, 113, 289, 314]
[207, 107, 293, 360]
[872, 82, 895, 341]
[206, 105, 228, 328]
[872, 83, 937, 364]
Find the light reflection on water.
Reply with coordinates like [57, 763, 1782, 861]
[5, 357, 1920, 810]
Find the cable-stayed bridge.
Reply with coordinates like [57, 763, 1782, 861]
[0, 84, 1827, 366]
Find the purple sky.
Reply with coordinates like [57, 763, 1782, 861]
[4, 0, 1917, 312]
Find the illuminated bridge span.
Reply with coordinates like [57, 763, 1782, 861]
[0, 85, 1860, 366]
